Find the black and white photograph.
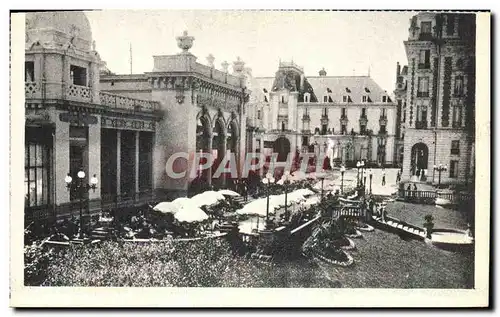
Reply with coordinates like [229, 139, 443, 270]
[9, 8, 490, 308]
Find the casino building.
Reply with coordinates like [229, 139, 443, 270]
[24, 11, 249, 221]
[395, 12, 476, 185]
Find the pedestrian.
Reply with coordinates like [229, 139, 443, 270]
[243, 182, 248, 202]
[413, 183, 417, 191]
[407, 184, 412, 198]
[381, 168, 386, 186]
[396, 170, 401, 183]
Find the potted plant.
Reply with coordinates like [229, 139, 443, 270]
[423, 214, 434, 239]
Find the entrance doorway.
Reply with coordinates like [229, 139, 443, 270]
[273, 136, 291, 162]
[410, 142, 429, 176]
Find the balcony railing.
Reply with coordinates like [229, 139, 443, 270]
[415, 121, 428, 129]
[451, 148, 460, 155]
[99, 91, 160, 112]
[418, 63, 431, 69]
[419, 33, 434, 41]
[379, 116, 387, 126]
[417, 91, 430, 98]
[25, 82, 41, 99]
[302, 114, 310, 121]
[453, 90, 465, 97]
[452, 121, 462, 128]
[25, 81, 160, 112]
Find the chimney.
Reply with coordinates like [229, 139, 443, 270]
[396, 62, 401, 77]
[319, 68, 327, 76]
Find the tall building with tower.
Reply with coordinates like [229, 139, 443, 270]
[396, 12, 476, 185]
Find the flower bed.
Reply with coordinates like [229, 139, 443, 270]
[345, 229, 363, 239]
[331, 236, 356, 250]
[313, 248, 354, 267]
[356, 223, 375, 232]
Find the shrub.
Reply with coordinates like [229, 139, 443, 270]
[41, 238, 318, 287]
[24, 241, 57, 286]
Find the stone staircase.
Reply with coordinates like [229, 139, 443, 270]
[372, 215, 426, 238]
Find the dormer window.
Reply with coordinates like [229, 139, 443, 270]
[264, 95, 268, 102]
[382, 96, 387, 102]
[304, 93, 310, 103]
[323, 95, 328, 103]
[281, 95, 285, 103]
[342, 95, 348, 103]
[364, 87, 370, 93]
[362, 95, 368, 103]
[345, 87, 351, 93]
[257, 110, 261, 120]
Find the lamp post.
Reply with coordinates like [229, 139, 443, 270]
[356, 161, 361, 187]
[340, 165, 346, 194]
[317, 170, 326, 200]
[282, 171, 292, 222]
[361, 160, 366, 188]
[369, 169, 373, 194]
[433, 164, 447, 188]
[262, 172, 275, 227]
[65, 169, 98, 239]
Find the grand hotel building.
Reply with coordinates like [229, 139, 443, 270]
[245, 63, 399, 168]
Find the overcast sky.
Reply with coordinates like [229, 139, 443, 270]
[86, 10, 415, 93]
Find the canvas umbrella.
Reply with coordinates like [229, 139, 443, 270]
[174, 206, 209, 223]
[153, 202, 181, 214]
[217, 189, 240, 197]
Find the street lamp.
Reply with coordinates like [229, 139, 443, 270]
[369, 169, 373, 194]
[340, 165, 346, 195]
[361, 160, 366, 188]
[65, 169, 98, 240]
[356, 161, 361, 187]
[433, 164, 447, 188]
[317, 170, 326, 200]
[261, 172, 275, 227]
[281, 171, 292, 222]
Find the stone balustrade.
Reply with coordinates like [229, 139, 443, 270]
[25, 82, 41, 99]
[25, 81, 160, 112]
[99, 91, 160, 112]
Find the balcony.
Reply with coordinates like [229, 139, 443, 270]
[321, 115, 329, 124]
[417, 91, 430, 98]
[99, 92, 160, 112]
[301, 129, 311, 134]
[25, 81, 160, 113]
[359, 116, 368, 125]
[25, 82, 41, 99]
[302, 114, 310, 121]
[418, 63, 431, 70]
[379, 116, 387, 126]
[453, 90, 465, 98]
[418, 33, 434, 41]
[415, 121, 428, 129]
[451, 148, 460, 155]
[452, 121, 462, 128]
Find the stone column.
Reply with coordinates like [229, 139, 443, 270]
[89, 60, 100, 103]
[116, 130, 121, 200]
[88, 116, 101, 203]
[135, 131, 140, 200]
[54, 118, 70, 205]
